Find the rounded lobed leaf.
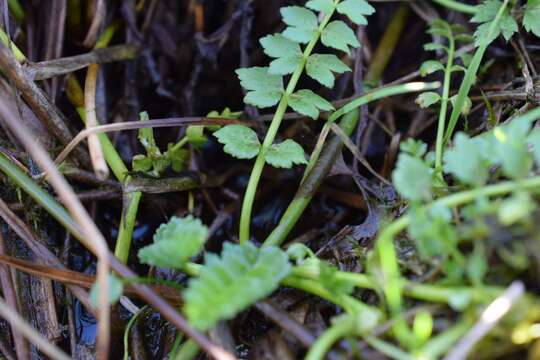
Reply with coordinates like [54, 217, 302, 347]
[281, 6, 318, 43]
[90, 274, 124, 307]
[138, 215, 208, 269]
[264, 139, 308, 168]
[321, 20, 360, 54]
[260, 34, 302, 58]
[183, 242, 292, 331]
[415, 92, 441, 109]
[288, 89, 334, 120]
[336, 0, 375, 25]
[444, 133, 489, 186]
[306, 0, 334, 13]
[392, 153, 433, 201]
[306, 53, 350, 88]
[419, 60, 444, 76]
[213, 125, 261, 159]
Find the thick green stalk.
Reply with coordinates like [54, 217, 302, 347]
[432, 0, 478, 14]
[434, 27, 455, 170]
[263, 82, 441, 248]
[238, 7, 337, 243]
[304, 316, 355, 360]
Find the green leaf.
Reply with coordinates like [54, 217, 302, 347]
[165, 144, 189, 173]
[400, 139, 427, 158]
[281, 6, 318, 43]
[527, 128, 540, 167]
[492, 118, 533, 178]
[498, 191, 536, 225]
[213, 125, 261, 159]
[392, 153, 432, 201]
[471, 0, 517, 46]
[264, 139, 307, 168]
[138, 216, 208, 269]
[134, 111, 171, 177]
[427, 19, 452, 38]
[186, 125, 208, 148]
[419, 60, 444, 76]
[415, 92, 441, 108]
[449, 94, 472, 115]
[306, 0, 334, 13]
[466, 243, 487, 286]
[306, 53, 350, 88]
[288, 89, 334, 119]
[132, 155, 152, 173]
[412, 311, 433, 345]
[90, 274, 124, 307]
[444, 133, 489, 186]
[336, 0, 375, 25]
[321, 20, 360, 54]
[423, 42, 448, 52]
[236, 67, 283, 108]
[524, 0, 540, 37]
[260, 34, 303, 75]
[184, 242, 291, 331]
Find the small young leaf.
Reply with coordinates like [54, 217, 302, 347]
[288, 89, 334, 119]
[184, 242, 291, 331]
[416, 92, 441, 108]
[132, 155, 153, 173]
[90, 274, 124, 307]
[392, 154, 432, 201]
[471, 0, 517, 46]
[321, 20, 360, 54]
[138, 216, 208, 269]
[400, 139, 427, 158]
[265, 139, 308, 168]
[165, 144, 189, 173]
[498, 191, 536, 225]
[492, 118, 533, 178]
[306, 0, 334, 13]
[523, 0, 540, 37]
[444, 133, 489, 186]
[260, 34, 303, 75]
[236, 67, 283, 108]
[423, 42, 448, 52]
[281, 6, 318, 43]
[214, 125, 261, 159]
[336, 0, 375, 25]
[186, 125, 208, 148]
[419, 60, 444, 76]
[306, 53, 350, 88]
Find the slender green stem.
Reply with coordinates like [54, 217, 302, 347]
[434, 27, 455, 170]
[432, 0, 478, 14]
[123, 306, 148, 360]
[238, 8, 337, 243]
[305, 316, 355, 360]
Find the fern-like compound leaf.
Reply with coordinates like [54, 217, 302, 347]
[288, 89, 334, 120]
[523, 0, 540, 37]
[306, 54, 350, 88]
[471, 0, 517, 46]
[236, 67, 283, 108]
[281, 6, 318, 44]
[184, 242, 291, 331]
[260, 34, 303, 75]
[265, 139, 308, 168]
[306, 0, 334, 13]
[138, 216, 208, 269]
[213, 125, 261, 159]
[321, 20, 360, 54]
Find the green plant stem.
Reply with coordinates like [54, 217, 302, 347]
[0, 29, 26, 61]
[434, 26, 455, 170]
[304, 316, 355, 360]
[443, 0, 510, 145]
[263, 81, 441, 248]
[8, 0, 25, 24]
[123, 306, 148, 360]
[432, 0, 478, 14]
[174, 340, 199, 360]
[239, 7, 337, 243]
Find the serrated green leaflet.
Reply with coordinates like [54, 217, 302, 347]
[264, 139, 308, 168]
[236, 67, 283, 108]
[524, 0, 540, 37]
[471, 0, 517, 46]
[419, 60, 444, 76]
[444, 133, 489, 186]
[306, 0, 334, 13]
[184, 242, 291, 331]
[321, 20, 360, 54]
[138, 216, 208, 269]
[288, 89, 334, 119]
[213, 125, 261, 159]
[492, 118, 533, 179]
[306, 54, 350, 88]
[336, 0, 375, 25]
[392, 153, 432, 201]
[260, 34, 303, 75]
[90, 274, 124, 307]
[416, 92, 441, 108]
[281, 6, 318, 43]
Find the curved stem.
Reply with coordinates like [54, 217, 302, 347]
[432, 0, 478, 14]
[304, 316, 354, 360]
[239, 8, 336, 243]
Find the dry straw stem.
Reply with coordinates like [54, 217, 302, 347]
[84, 63, 109, 180]
[83, 0, 106, 47]
[0, 296, 70, 360]
[0, 98, 112, 360]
